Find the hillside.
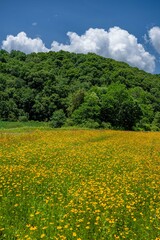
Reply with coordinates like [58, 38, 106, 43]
[0, 49, 160, 130]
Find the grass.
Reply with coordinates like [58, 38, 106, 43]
[0, 121, 51, 132]
[0, 128, 160, 240]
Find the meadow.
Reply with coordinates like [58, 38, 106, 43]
[0, 128, 160, 240]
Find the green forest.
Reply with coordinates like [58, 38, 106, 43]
[0, 49, 160, 130]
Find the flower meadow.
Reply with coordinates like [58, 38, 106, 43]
[0, 129, 160, 240]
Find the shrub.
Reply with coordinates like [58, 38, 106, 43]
[18, 115, 29, 122]
[81, 119, 100, 129]
[50, 110, 66, 128]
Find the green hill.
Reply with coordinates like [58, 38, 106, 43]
[0, 49, 160, 130]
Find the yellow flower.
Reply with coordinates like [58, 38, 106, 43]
[96, 216, 100, 221]
[57, 226, 62, 230]
[35, 211, 40, 215]
[73, 232, 77, 237]
[30, 226, 37, 231]
[40, 234, 46, 238]
[42, 226, 48, 230]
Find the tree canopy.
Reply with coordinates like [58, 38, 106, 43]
[0, 49, 160, 130]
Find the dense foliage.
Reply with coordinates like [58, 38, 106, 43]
[0, 49, 160, 130]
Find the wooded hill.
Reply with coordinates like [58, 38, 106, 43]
[0, 50, 160, 130]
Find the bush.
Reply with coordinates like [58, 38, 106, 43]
[63, 118, 75, 127]
[150, 125, 159, 131]
[50, 110, 66, 128]
[81, 119, 100, 129]
[152, 112, 160, 129]
[101, 122, 112, 129]
[18, 115, 28, 122]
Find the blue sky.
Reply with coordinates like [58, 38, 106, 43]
[1, 0, 160, 73]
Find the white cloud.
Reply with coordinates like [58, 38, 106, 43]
[1, 32, 48, 54]
[148, 26, 160, 54]
[51, 27, 155, 73]
[1, 27, 155, 72]
[51, 28, 109, 55]
[143, 34, 149, 44]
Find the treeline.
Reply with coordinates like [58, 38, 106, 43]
[0, 49, 160, 130]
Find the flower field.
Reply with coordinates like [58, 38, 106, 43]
[0, 129, 160, 240]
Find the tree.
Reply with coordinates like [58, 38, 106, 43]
[71, 92, 100, 126]
[67, 89, 85, 116]
[0, 50, 159, 130]
[100, 84, 142, 130]
[0, 100, 19, 121]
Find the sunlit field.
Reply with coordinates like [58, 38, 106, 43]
[0, 129, 160, 240]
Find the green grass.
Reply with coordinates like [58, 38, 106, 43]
[0, 121, 51, 132]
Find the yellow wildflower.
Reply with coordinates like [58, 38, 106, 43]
[30, 226, 37, 231]
[40, 234, 46, 238]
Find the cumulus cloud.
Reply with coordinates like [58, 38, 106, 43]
[148, 26, 160, 54]
[51, 27, 155, 73]
[1, 27, 155, 72]
[1, 32, 48, 54]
